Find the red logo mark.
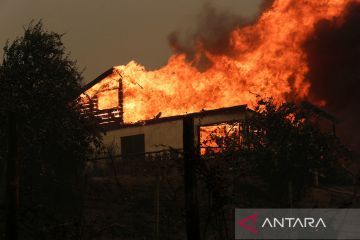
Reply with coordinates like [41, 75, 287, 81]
[237, 213, 258, 234]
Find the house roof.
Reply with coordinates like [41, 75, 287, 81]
[104, 104, 249, 131]
[301, 101, 338, 123]
[80, 67, 114, 94]
[81, 69, 337, 131]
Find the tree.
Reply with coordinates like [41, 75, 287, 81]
[198, 99, 353, 238]
[243, 99, 352, 206]
[0, 21, 102, 239]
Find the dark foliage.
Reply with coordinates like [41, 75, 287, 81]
[199, 99, 353, 209]
[0, 21, 102, 239]
[245, 99, 352, 204]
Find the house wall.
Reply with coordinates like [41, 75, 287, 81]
[103, 119, 183, 154]
[102, 109, 250, 155]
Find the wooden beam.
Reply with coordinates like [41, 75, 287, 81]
[183, 116, 201, 240]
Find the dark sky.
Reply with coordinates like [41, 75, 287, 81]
[0, 0, 262, 83]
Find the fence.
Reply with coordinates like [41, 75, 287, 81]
[83, 150, 186, 240]
[82, 148, 249, 240]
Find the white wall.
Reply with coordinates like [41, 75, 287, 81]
[103, 119, 183, 154]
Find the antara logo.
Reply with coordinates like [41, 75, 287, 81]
[238, 214, 259, 234]
[238, 214, 326, 234]
[261, 217, 327, 228]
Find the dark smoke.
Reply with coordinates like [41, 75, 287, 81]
[169, 1, 268, 70]
[168, 1, 274, 69]
[259, 0, 275, 12]
[168, 3, 247, 63]
[304, 2, 360, 152]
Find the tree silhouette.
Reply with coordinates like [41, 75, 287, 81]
[0, 21, 102, 239]
[199, 99, 353, 215]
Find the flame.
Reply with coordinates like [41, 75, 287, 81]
[82, 0, 357, 123]
[97, 89, 118, 110]
[200, 123, 242, 155]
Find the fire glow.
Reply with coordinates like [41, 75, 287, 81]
[81, 0, 358, 123]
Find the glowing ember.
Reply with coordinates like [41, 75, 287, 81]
[82, 0, 358, 123]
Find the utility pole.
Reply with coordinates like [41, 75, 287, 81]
[183, 116, 201, 240]
[5, 111, 18, 240]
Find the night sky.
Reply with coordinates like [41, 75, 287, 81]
[0, 0, 262, 83]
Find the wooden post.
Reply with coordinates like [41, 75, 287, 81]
[154, 172, 160, 240]
[183, 116, 201, 240]
[5, 112, 18, 240]
[118, 76, 124, 124]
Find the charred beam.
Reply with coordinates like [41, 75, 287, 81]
[183, 116, 201, 240]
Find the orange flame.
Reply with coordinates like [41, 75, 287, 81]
[83, 0, 357, 123]
[200, 123, 242, 155]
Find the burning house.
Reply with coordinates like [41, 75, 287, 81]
[77, 0, 358, 158]
[80, 68, 252, 156]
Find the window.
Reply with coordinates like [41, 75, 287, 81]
[121, 134, 145, 160]
[199, 122, 243, 155]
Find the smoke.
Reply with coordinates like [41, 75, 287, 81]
[168, 2, 262, 70]
[168, 1, 276, 71]
[304, 2, 360, 152]
[259, 0, 275, 12]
